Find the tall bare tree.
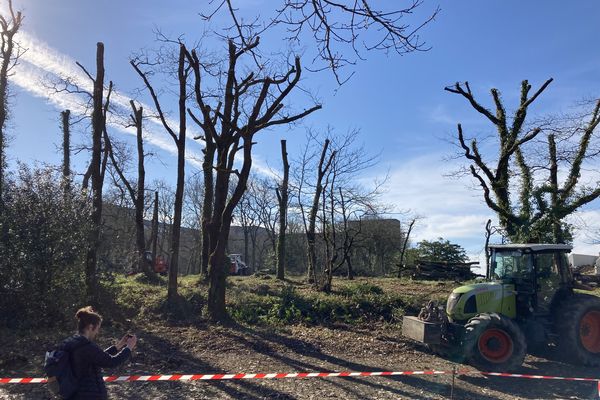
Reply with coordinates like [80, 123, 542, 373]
[185, 37, 320, 320]
[132, 44, 189, 302]
[304, 138, 335, 283]
[61, 110, 71, 182]
[0, 0, 23, 210]
[80, 42, 109, 302]
[276, 139, 289, 280]
[104, 101, 156, 281]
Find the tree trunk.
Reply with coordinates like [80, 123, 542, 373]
[167, 46, 187, 302]
[243, 227, 249, 269]
[61, 110, 71, 182]
[484, 219, 492, 276]
[207, 164, 235, 320]
[85, 43, 105, 303]
[131, 103, 155, 280]
[345, 254, 354, 280]
[201, 139, 215, 277]
[276, 140, 289, 280]
[398, 218, 415, 278]
[151, 191, 159, 262]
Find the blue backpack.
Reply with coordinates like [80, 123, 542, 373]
[44, 340, 86, 399]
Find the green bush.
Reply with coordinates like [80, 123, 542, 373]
[338, 282, 384, 297]
[229, 283, 413, 326]
[0, 166, 91, 327]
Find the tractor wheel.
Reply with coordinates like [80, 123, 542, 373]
[463, 313, 527, 372]
[555, 294, 600, 367]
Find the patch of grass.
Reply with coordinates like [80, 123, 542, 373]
[227, 280, 437, 326]
[97, 274, 456, 328]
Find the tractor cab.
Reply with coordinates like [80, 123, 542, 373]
[488, 244, 573, 316]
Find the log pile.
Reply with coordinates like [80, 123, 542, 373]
[399, 260, 479, 281]
[572, 264, 600, 287]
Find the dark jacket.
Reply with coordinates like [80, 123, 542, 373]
[63, 334, 131, 400]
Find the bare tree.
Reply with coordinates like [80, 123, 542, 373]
[234, 187, 260, 269]
[276, 139, 289, 280]
[185, 37, 320, 320]
[305, 138, 335, 284]
[0, 0, 23, 208]
[246, 177, 279, 256]
[131, 44, 189, 302]
[103, 101, 156, 281]
[318, 131, 382, 290]
[203, 0, 439, 84]
[183, 172, 204, 275]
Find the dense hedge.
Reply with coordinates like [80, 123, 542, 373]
[0, 166, 91, 327]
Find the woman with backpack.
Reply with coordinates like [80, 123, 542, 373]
[62, 306, 136, 399]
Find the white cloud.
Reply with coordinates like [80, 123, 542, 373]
[378, 153, 600, 262]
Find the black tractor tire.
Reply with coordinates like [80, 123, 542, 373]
[463, 313, 527, 372]
[554, 294, 600, 367]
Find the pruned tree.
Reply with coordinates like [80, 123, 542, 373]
[131, 44, 189, 302]
[276, 139, 289, 280]
[185, 37, 321, 321]
[79, 42, 110, 302]
[61, 110, 71, 183]
[448, 79, 600, 243]
[530, 103, 600, 243]
[0, 0, 23, 209]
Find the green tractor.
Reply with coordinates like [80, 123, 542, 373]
[402, 244, 600, 371]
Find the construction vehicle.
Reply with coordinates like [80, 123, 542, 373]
[402, 244, 600, 371]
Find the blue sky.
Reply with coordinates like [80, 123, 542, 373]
[5, 1, 600, 261]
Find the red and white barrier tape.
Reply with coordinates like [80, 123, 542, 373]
[2, 369, 599, 383]
[0, 370, 451, 384]
[2, 369, 599, 397]
[479, 371, 599, 382]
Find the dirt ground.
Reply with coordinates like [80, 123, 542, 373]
[1, 320, 599, 400]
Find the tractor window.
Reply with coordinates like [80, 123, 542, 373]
[535, 253, 558, 278]
[491, 251, 532, 280]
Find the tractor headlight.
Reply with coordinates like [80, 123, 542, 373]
[446, 292, 462, 314]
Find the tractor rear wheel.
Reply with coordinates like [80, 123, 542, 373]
[555, 294, 600, 366]
[463, 313, 527, 372]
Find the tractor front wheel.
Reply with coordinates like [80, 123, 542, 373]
[555, 294, 600, 367]
[463, 313, 527, 372]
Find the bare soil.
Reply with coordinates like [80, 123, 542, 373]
[1, 320, 599, 399]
